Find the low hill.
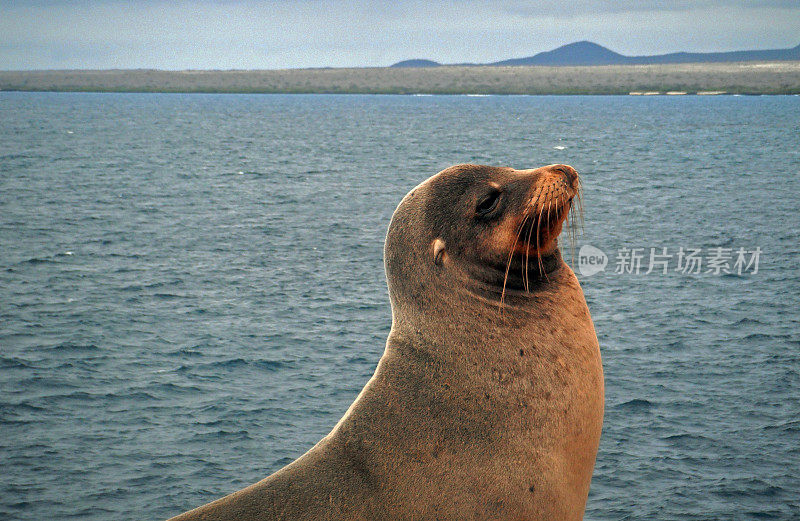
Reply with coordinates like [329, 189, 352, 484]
[493, 41, 800, 66]
[390, 59, 440, 68]
[494, 41, 626, 66]
[395, 41, 800, 67]
[629, 43, 800, 64]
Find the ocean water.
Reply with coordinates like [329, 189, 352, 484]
[1, 92, 799, 520]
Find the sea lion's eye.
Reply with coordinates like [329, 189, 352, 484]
[476, 189, 501, 217]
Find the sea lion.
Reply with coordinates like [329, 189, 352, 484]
[169, 163, 603, 521]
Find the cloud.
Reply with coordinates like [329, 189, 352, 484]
[1, 0, 799, 69]
[492, 0, 800, 16]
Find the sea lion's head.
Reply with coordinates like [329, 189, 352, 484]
[385, 164, 580, 318]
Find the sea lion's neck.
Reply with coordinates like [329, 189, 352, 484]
[455, 248, 565, 304]
[382, 255, 585, 405]
[389, 249, 572, 347]
[386, 245, 576, 347]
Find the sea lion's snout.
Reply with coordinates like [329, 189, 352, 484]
[507, 163, 581, 259]
[547, 164, 580, 191]
[521, 163, 579, 217]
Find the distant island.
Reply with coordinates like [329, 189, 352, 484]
[2, 41, 800, 95]
[390, 41, 800, 67]
[391, 59, 441, 68]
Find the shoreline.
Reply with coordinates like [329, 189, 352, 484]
[2, 62, 800, 95]
[2, 90, 797, 96]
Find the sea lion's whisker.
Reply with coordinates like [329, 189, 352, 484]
[580, 181, 585, 226]
[499, 175, 577, 307]
[569, 177, 585, 266]
[520, 212, 532, 292]
[500, 208, 531, 311]
[524, 216, 534, 292]
[543, 198, 553, 282]
[504, 184, 550, 305]
[558, 188, 572, 266]
[523, 214, 531, 292]
[523, 188, 544, 292]
[536, 194, 545, 276]
[568, 204, 577, 268]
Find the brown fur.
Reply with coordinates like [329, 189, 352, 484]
[168, 164, 603, 521]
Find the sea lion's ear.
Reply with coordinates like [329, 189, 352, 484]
[433, 238, 446, 266]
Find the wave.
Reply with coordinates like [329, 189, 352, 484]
[200, 358, 291, 371]
[0, 356, 35, 369]
[615, 398, 654, 410]
[45, 342, 102, 352]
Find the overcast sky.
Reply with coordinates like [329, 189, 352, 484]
[1, 1, 799, 70]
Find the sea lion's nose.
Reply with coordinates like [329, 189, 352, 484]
[549, 164, 579, 186]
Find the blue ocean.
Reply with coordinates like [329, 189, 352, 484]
[1, 92, 799, 520]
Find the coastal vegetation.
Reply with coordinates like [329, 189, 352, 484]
[1, 62, 799, 95]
